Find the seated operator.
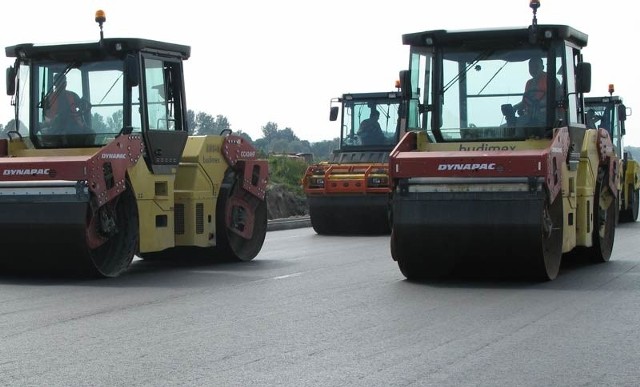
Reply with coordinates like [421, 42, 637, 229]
[43, 73, 88, 134]
[513, 57, 557, 127]
[585, 109, 602, 129]
[513, 57, 562, 126]
[357, 110, 385, 145]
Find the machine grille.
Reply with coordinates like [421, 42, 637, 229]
[175, 203, 185, 235]
[196, 203, 204, 234]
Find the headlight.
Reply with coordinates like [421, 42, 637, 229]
[367, 177, 389, 187]
[309, 177, 325, 188]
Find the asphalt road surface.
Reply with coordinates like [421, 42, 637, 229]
[1, 222, 639, 386]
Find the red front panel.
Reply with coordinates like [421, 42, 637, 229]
[0, 155, 92, 181]
[390, 149, 550, 179]
[303, 163, 390, 195]
[0, 135, 144, 206]
[389, 128, 570, 202]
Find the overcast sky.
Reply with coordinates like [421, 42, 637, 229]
[1, 0, 638, 145]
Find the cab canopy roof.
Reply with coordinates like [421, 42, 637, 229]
[5, 38, 191, 61]
[402, 25, 588, 49]
[341, 91, 403, 100]
[585, 96, 623, 104]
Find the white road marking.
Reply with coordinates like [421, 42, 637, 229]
[272, 272, 303, 280]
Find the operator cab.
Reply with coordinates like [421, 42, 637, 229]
[585, 92, 630, 158]
[400, 22, 591, 143]
[5, 11, 190, 174]
[330, 91, 404, 150]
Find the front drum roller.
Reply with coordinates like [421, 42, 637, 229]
[308, 195, 391, 235]
[390, 189, 563, 281]
[586, 168, 617, 262]
[0, 184, 139, 278]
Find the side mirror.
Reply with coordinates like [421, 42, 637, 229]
[6, 66, 15, 96]
[329, 106, 339, 121]
[618, 104, 627, 122]
[124, 55, 139, 87]
[399, 70, 412, 100]
[575, 62, 591, 94]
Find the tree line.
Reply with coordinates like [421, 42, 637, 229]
[0, 110, 338, 163]
[186, 112, 338, 162]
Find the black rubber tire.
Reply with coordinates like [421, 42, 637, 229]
[310, 206, 333, 235]
[86, 186, 139, 277]
[213, 172, 267, 261]
[619, 185, 639, 223]
[309, 203, 391, 236]
[587, 168, 617, 263]
[531, 194, 563, 281]
[391, 228, 455, 280]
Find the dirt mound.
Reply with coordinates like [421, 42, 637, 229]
[266, 184, 309, 220]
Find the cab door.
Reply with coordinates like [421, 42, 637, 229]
[141, 55, 188, 174]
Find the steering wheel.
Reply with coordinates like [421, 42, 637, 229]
[345, 133, 361, 145]
[77, 97, 92, 113]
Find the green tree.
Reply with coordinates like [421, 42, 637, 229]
[288, 140, 311, 154]
[213, 115, 231, 134]
[261, 122, 279, 141]
[278, 127, 299, 142]
[233, 130, 253, 143]
[253, 137, 268, 154]
[195, 112, 215, 134]
[310, 138, 339, 162]
[1, 119, 27, 137]
[91, 113, 108, 132]
[270, 138, 289, 153]
[186, 109, 197, 134]
[256, 122, 305, 155]
[107, 110, 123, 131]
[196, 112, 231, 135]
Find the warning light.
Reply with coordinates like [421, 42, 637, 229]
[95, 10, 106, 24]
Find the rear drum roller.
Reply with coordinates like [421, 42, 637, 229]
[214, 172, 267, 261]
[530, 194, 564, 280]
[85, 186, 139, 277]
[587, 168, 617, 263]
[619, 184, 639, 223]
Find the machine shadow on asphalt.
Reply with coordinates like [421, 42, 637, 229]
[397, 257, 632, 291]
[128, 256, 293, 276]
[0, 257, 291, 287]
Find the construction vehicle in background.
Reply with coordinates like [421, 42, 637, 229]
[302, 90, 405, 234]
[388, 1, 618, 280]
[0, 11, 268, 277]
[585, 87, 638, 222]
